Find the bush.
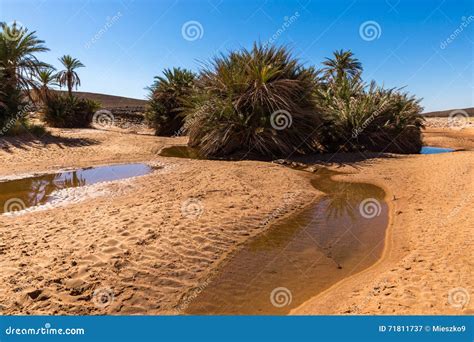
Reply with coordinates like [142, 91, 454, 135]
[3, 120, 48, 137]
[316, 75, 424, 154]
[146, 67, 195, 136]
[41, 94, 100, 128]
[0, 84, 28, 133]
[184, 44, 322, 158]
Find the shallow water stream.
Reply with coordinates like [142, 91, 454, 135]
[185, 169, 389, 315]
[0, 163, 153, 214]
[420, 146, 455, 154]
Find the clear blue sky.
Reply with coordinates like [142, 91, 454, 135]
[1, 0, 473, 112]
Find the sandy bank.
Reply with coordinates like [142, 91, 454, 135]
[0, 128, 318, 314]
[292, 128, 473, 314]
[0, 127, 472, 315]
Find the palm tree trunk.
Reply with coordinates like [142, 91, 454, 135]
[67, 73, 72, 97]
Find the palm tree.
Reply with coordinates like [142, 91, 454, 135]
[322, 49, 362, 81]
[146, 67, 196, 136]
[56, 55, 84, 97]
[34, 67, 57, 101]
[0, 22, 49, 89]
[184, 44, 322, 158]
[0, 22, 49, 126]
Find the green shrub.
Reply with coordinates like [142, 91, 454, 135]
[27, 123, 48, 137]
[3, 120, 48, 137]
[184, 44, 322, 158]
[146, 67, 195, 136]
[0, 86, 30, 136]
[41, 93, 100, 128]
[316, 74, 424, 154]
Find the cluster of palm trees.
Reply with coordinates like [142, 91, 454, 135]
[2, 21, 423, 156]
[35, 55, 84, 99]
[0, 22, 86, 132]
[147, 45, 424, 157]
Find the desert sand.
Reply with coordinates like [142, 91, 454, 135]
[0, 123, 472, 315]
[292, 127, 473, 315]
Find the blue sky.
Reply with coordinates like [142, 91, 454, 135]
[1, 0, 473, 112]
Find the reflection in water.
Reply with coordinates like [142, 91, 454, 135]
[185, 169, 388, 315]
[0, 163, 153, 214]
[159, 146, 204, 159]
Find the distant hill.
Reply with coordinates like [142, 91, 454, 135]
[56, 91, 147, 109]
[422, 107, 473, 117]
[49, 92, 474, 118]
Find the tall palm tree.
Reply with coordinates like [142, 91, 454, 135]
[0, 22, 49, 93]
[0, 22, 49, 125]
[322, 49, 363, 81]
[56, 55, 84, 97]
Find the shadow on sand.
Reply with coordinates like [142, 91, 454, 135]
[0, 132, 99, 153]
[286, 150, 398, 170]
